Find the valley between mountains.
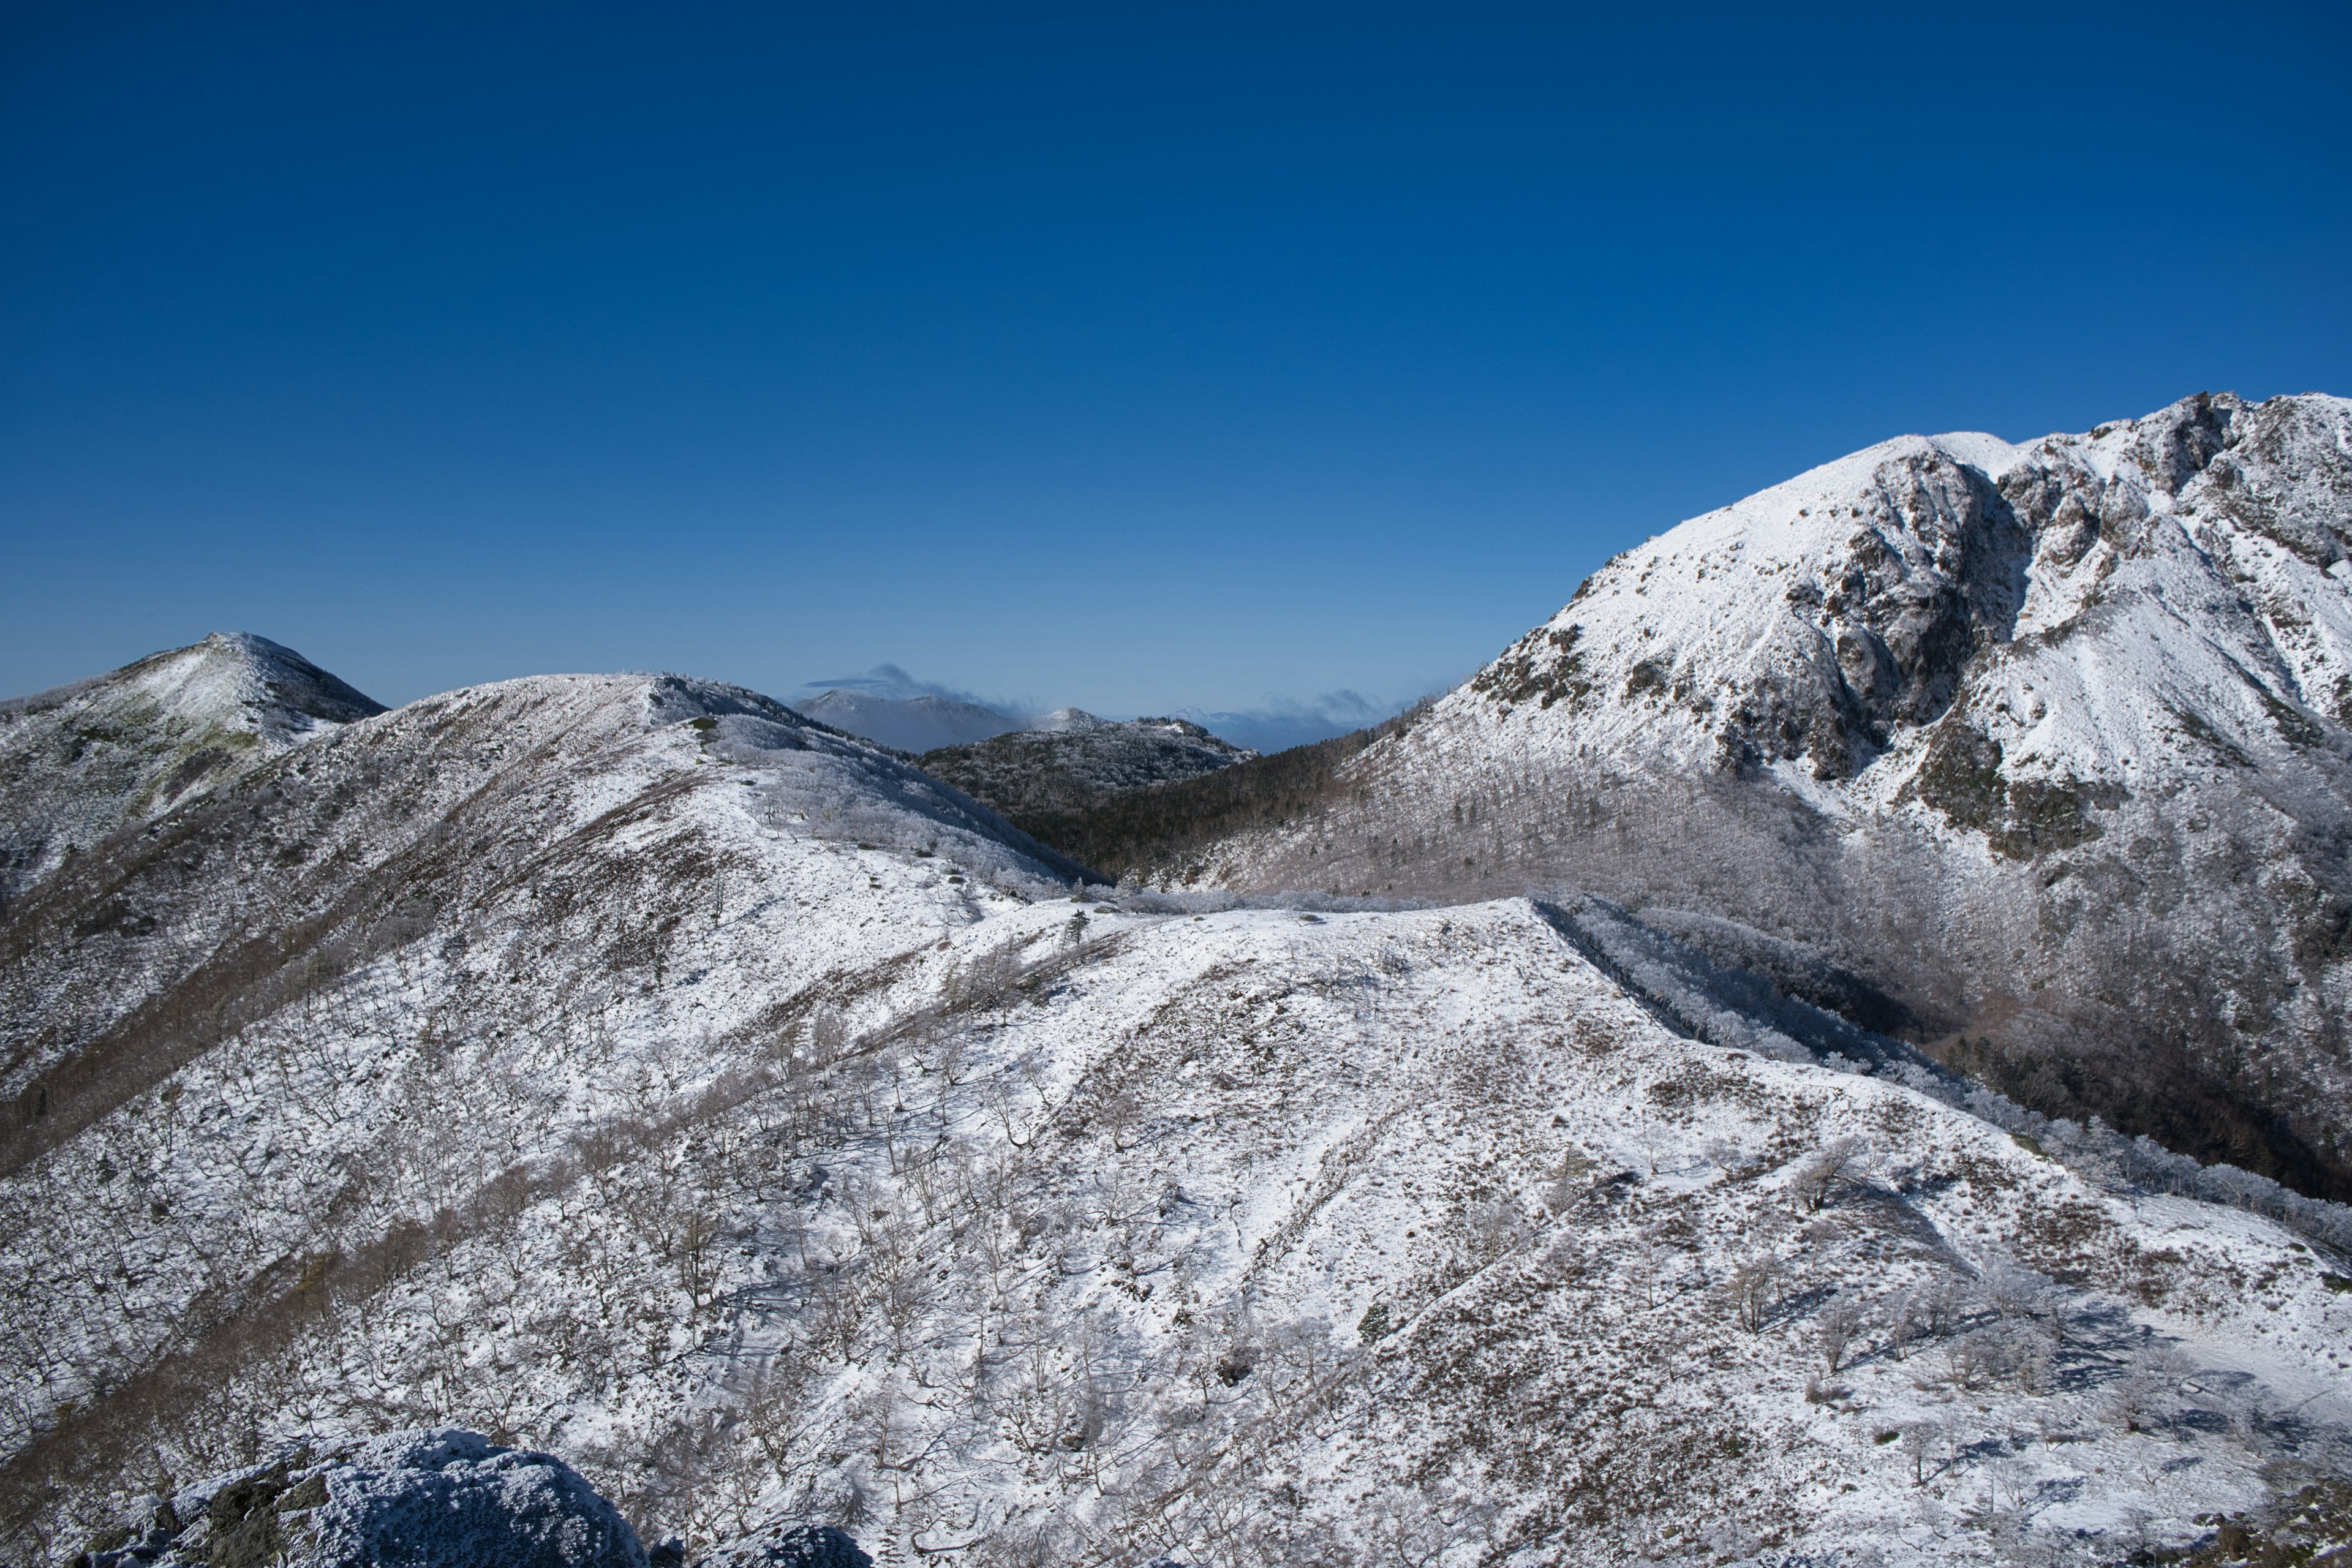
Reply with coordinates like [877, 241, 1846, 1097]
[4, 394, 2351, 1568]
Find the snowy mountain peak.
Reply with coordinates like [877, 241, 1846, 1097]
[0, 633, 386, 902]
[1030, 706, 1109, 733]
[174, 630, 386, 739]
[1463, 391, 2352, 801]
[1183, 391, 2352, 1206]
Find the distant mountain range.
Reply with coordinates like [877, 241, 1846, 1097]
[789, 687, 1381, 759]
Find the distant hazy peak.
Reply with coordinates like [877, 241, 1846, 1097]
[792, 689, 1021, 753]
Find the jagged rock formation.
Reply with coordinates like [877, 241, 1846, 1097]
[0, 633, 383, 908]
[1174, 393, 2352, 1201]
[789, 691, 1019, 754]
[918, 711, 1253, 837]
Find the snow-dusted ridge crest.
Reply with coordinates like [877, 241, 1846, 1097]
[1187, 391, 2352, 1207]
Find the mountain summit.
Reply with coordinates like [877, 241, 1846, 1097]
[1140, 393, 2352, 1197]
[0, 632, 385, 905]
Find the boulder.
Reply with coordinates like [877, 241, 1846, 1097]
[75, 1430, 646, 1568]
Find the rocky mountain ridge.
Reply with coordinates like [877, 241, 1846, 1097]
[9, 388, 2352, 1564]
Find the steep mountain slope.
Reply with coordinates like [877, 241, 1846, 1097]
[0, 633, 383, 910]
[1177, 393, 2352, 1200]
[918, 711, 1253, 839]
[791, 691, 1020, 753]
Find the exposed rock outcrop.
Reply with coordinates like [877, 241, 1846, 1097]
[75, 1431, 646, 1568]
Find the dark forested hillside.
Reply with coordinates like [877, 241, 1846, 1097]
[916, 713, 1251, 834]
[995, 703, 1429, 881]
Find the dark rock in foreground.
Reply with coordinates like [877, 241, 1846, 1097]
[73, 1429, 872, 1568]
[75, 1430, 644, 1568]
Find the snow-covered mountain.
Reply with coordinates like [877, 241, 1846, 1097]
[4, 639, 2350, 1567]
[0, 632, 384, 908]
[790, 691, 1021, 753]
[1180, 393, 2352, 1204]
[918, 711, 1254, 824]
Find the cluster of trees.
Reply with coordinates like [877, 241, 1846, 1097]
[995, 704, 1430, 884]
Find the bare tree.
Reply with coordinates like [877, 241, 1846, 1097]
[1789, 1136, 1868, 1213]
[803, 1005, 848, 1068]
[1900, 1420, 1942, 1487]
[1365, 1485, 1452, 1568]
[1977, 1253, 2054, 1323]
[1726, 1254, 1785, 1333]
[2102, 1344, 2189, 1434]
[1815, 1295, 1864, 1374]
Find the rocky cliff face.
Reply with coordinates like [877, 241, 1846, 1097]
[0, 633, 385, 908]
[1186, 394, 2352, 1200]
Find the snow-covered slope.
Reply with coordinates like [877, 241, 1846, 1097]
[0, 633, 383, 907]
[3, 639, 2348, 1566]
[16, 475, 2352, 1564]
[791, 691, 1020, 754]
[9, 867, 2349, 1564]
[0, 669, 1085, 1176]
[1187, 393, 2352, 1201]
[919, 711, 1255, 824]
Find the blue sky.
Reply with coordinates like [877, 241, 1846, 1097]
[4, 2, 2346, 727]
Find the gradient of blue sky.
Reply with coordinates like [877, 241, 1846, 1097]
[4, 1, 2346, 716]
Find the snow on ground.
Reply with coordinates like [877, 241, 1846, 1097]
[7, 750, 2348, 1564]
[1174, 394, 2352, 1222]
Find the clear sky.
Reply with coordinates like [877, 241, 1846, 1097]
[4, 2, 2347, 725]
